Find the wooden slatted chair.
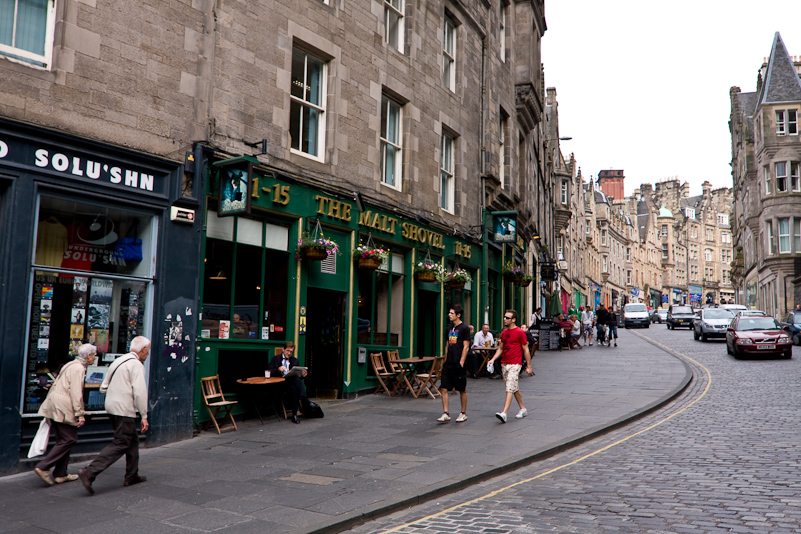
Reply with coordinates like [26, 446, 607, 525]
[412, 356, 444, 399]
[386, 350, 413, 396]
[370, 352, 398, 396]
[200, 375, 238, 434]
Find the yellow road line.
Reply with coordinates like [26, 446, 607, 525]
[380, 333, 712, 533]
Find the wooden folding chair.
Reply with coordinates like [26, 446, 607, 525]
[200, 375, 238, 434]
[386, 350, 414, 396]
[370, 352, 398, 396]
[413, 356, 444, 399]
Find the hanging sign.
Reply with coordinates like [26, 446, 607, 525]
[214, 157, 253, 217]
[491, 211, 517, 243]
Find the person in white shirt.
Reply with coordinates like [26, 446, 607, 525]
[79, 336, 150, 495]
[468, 324, 494, 378]
[580, 305, 595, 346]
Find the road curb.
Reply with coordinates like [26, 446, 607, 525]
[293, 343, 694, 534]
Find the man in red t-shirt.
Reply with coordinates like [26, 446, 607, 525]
[487, 309, 534, 423]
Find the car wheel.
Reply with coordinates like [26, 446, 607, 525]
[785, 350, 792, 359]
[726, 341, 732, 355]
[693, 329, 699, 340]
[732, 347, 741, 359]
[701, 333, 708, 342]
[646, 324, 650, 329]
[795, 334, 801, 346]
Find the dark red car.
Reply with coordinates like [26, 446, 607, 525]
[726, 315, 793, 359]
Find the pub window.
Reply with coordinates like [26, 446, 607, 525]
[357, 250, 405, 347]
[201, 213, 289, 340]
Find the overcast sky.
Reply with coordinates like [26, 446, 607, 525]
[541, 0, 801, 197]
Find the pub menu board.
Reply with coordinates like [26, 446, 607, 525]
[534, 325, 561, 351]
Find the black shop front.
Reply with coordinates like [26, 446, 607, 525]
[0, 118, 201, 475]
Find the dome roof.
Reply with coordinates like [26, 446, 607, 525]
[658, 205, 673, 218]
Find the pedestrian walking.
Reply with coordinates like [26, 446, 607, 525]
[33, 344, 97, 486]
[79, 336, 150, 495]
[608, 307, 619, 347]
[487, 309, 534, 423]
[595, 305, 610, 345]
[581, 306, 595, 346]
[438, 305, 471, 423]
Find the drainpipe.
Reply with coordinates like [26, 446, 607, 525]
[480, 31, 489, 325]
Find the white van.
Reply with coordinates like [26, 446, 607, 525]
[623, 303, 650, 328]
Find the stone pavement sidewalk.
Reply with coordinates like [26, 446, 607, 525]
[0, 330, 690, 534]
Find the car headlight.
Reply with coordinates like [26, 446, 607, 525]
[778, 337, 791, 344]
[702, 322, 712, 328]
[736, 338, 753, 345]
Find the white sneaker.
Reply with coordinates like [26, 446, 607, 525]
[495, 412, 507, 423]
[437, 413, 451, 422]
[455, 412, 467, 422]
[515, 408, 527, 419]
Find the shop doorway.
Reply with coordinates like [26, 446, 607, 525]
[305, 288, 346, 399]
[416, 289, 440, 357]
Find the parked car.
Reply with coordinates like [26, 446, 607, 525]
[779, 311, 801, 345]
[623, 303, 650, 328]
[726, 315, 793, 359]
[735, 309, 766, 317]
[693, 308, 735, 341]
[721, 304, 748, 313]
[667, 305, 695, 329]
[651, 309, 668, 323]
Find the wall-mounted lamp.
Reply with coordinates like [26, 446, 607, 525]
[353, 191, 365, 212]
[244, 139, 267, 155]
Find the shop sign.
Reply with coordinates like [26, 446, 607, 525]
[214, 158, 253, 217]
[689, 285, 702, 302]
[491, 212, 517, 243]
[541, 263, 557, 281]
[0, 135, 168, 196]
[662, 294, 669, 303]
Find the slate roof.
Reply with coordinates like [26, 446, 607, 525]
[756, 32, 801, 108]
[595, 190, 608, 204]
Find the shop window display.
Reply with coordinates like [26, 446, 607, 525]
[358, 251, 404, 346]
[24, 197, 154, 414]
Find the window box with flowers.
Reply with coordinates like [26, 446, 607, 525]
[501, 262, 526, 284]
[439, 268, 472, 290]
[353, 244, 389, 271]
[414, 261, 444, 283]
[296, 233, 339, 261]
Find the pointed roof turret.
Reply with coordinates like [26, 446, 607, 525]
[756, 32, 801, 109]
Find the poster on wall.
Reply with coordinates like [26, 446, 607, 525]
[215, 158, 253, 217]
[88, 304, 110, 329]
[89, 329, 109, 352]
[90, 279, 113, 304]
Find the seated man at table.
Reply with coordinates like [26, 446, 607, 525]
[469, 324, 494, 378]
[267, 341, 309, 424]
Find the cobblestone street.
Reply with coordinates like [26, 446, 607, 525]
[344, 326, 801, 534]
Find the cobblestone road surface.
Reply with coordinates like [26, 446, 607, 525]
[344, 327, 801, 534]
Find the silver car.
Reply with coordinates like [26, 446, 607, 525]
[693, 308, 735, 341]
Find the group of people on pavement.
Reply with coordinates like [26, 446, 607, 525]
[33, 336, 151, 495]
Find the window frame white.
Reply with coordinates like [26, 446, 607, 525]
[792, 162, 800, 192]
[440, 132, 455, 213]
[0, 0, 56, 69]
[778, 217, 790, 254]
[776, 162, 787, 192]
[793, 219, 801, 252]
[380, 94, 403, 190]
[560, 180, 568, 205]
[499, 2, 507, 63]
[384, 0, 405, 52]
[704, 248, 712, 262]
[768, 222, 774, 255]
[289, 48, 327, 161]
[442, 17, 456, 92]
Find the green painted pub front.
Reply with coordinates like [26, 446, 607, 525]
[194, 155, 528, 424]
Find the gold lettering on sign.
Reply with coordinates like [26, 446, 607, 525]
[454, 242, 472, 259]
[315, 195, 352, 222]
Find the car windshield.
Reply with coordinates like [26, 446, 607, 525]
[704, 310, 734, 319]
[738, 318, 780, 331]
[626, 304, 647, 312]
[672, 306, 693, 314]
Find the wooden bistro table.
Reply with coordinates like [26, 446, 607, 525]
[472, 347, 497, 376]
[236, 376, 285, 423]
[388, 356, 435, 398]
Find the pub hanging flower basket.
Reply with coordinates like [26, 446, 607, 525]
[439, 268, 472, 290]
[501, 261, 526, 284]
[296, 233, 339, 262]
[414, 261, 444, 283]
[352, 244, 389, 271]
[515, 274, 535, 287]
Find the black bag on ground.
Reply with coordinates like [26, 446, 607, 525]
[304, 401, 324, 419]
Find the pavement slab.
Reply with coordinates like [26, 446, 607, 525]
[1, 330, 688, 534]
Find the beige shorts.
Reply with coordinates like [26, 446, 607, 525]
[501, 363, 522, 393]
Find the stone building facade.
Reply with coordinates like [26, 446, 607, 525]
[0, 0, 550, 472]
[730, 32, 801, 316]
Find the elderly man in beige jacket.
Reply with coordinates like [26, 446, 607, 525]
[33, 344, 97, 486]
[79, 336, 150, 495]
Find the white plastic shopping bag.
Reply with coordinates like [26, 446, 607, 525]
[486, 362, 494, 374]
[27, 418, 51, 458]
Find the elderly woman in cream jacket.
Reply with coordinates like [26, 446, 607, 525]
[33, 344, 97, 486]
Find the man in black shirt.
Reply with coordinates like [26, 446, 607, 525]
[595, 305, 610, 345]
[438, 305, 471, 423]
